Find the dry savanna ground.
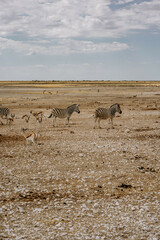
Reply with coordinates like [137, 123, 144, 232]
[0, 81, 160, 240]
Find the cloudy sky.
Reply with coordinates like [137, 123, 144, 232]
[0, 0, 160, 80]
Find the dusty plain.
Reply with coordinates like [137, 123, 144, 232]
[0, 81, 160, 240]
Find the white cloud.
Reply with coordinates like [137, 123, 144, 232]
[116, 0, 135, 4]
[1, 0, 160, 37]
[0, 37, 129, 55]
[0, 0, 160, 55]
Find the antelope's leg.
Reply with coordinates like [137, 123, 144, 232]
[0, 119, 4, 125]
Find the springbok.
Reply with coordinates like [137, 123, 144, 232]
[7, 114, 15, 125]
[21, 128, 38, 145]
[22, 114, 30, 123]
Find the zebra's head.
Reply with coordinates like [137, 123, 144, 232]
[110, 103, 122, 114]
[116, 103, 122, 114]
[74, 104, 80, 114]
[68, 104, 80, 114]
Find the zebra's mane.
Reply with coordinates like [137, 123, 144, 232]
[109, 103, 119, 109]
[67, 104, 77, 109]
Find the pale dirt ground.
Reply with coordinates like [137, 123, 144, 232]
[0, 82, 160, 240]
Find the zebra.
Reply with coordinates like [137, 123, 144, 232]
[0, 107, 10, 118]
[94, 103, 122, 129]
[0, 108, 10, 124]
[48, 104, 80, 127]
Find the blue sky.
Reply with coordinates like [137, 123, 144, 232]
[0, 0, 160, 81]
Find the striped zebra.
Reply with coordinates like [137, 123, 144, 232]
[94, 103, 122, 129]
[0, 108, 10, 124]
[48, 104, 80, 127]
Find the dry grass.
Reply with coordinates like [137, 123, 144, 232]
[0, 81, 160, 239]
[0, 80, 160, 88]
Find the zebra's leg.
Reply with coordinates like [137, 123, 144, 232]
[53, 117, 56, 127]
[93, 117, 97, 129]
[107, 118, 111, 129]
[111, 118, 114, 129]
[64, 118, 66, 127]
[64, 117, 70, 127]
[98, 118, 101, 129]
[67, 117, 70, 127]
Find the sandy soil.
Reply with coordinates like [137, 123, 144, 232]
[0, 81, 160, 240]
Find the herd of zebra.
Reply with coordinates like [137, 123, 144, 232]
[0, 103, 122, 144]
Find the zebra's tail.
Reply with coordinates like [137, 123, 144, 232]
[93, 110, 98, 119]
[48, 113, 53, 118]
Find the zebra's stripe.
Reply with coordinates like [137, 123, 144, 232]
[0, 108, 10, 118]
[49, 104, 80, 126]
